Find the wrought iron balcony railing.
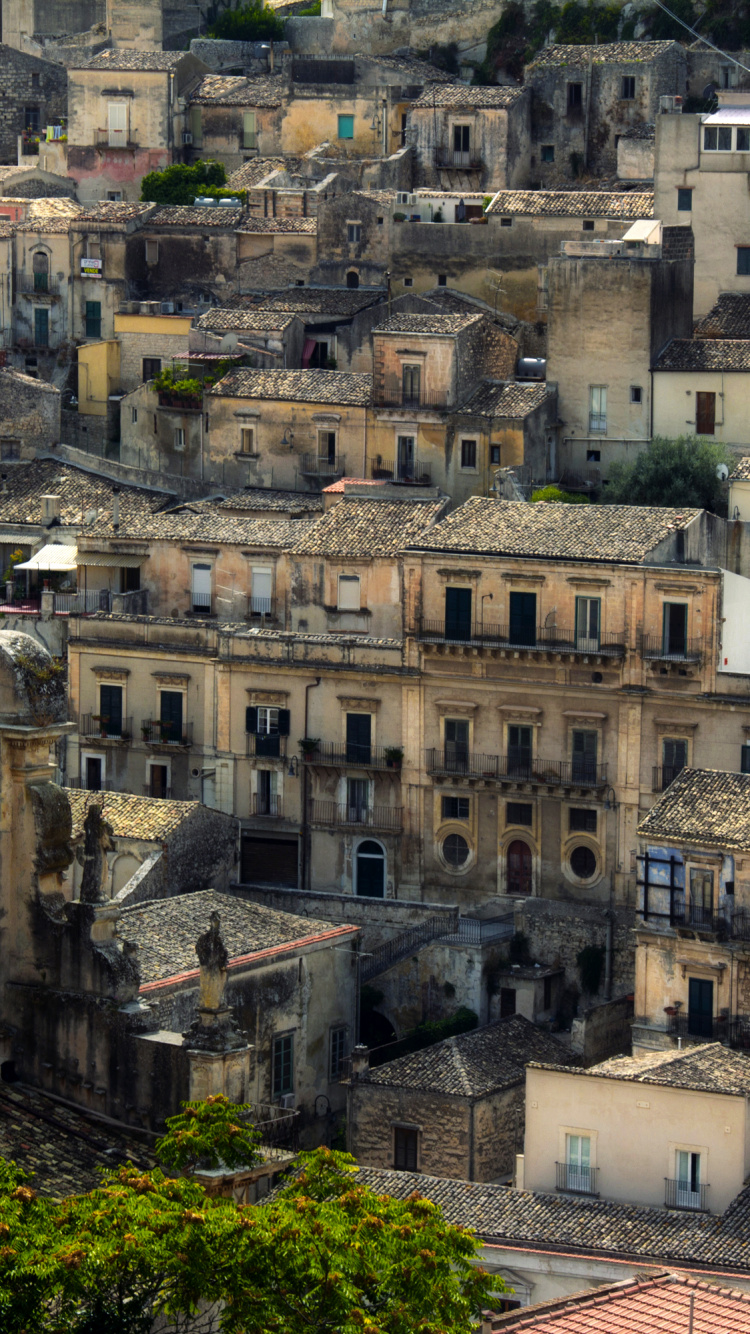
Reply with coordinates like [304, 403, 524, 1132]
[252, 793, 283, 818]
[141, 720, 192, 747]
[142, 784, 173, 799]
[665, 1178, 709, 1212]
[308, 800, 403, 831]
[368, 457, 432, 484]
[246, 732, 288, 759]
[652, 764, 685, 792]
[299, 452, 346, 476]
[640, 635, 702, 664]
[79, 713, 133, 742]
[555, 1162, 598, 1196]
[303, 741, 401, 771]
[418, 619, 626, 656]
[425, 749, 607, 788]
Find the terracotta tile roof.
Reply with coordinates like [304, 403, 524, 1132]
[486, 190, 654, 218]
[235, 216, 317, 234]
[637, 767, 750, 851]
[460, 380, 551, 417]
[0, 459, 169, 531]
[71, 202, 155, 227]
[408, 497, 700, 563]
[64, 788, 199, 842]
[526, 40, 680, 68]
[363, 1016, 571, 1097]
[322, 477, 387, 493]
[14, 217, 71, 233]
[730, 457, 750, 481]
[190, 73, 285, 107]
[489, 1272, 750, 1332]
[151, 205, 244, 228]
[580, 1044, 750, 1096]
[209, 486, 323, 514]
[209, 367, 372, 405]
[374, 312, 482, 335]
[0, 1083, 153, 1198]
[80, 49, 189, 71]
[654, 338, 750, 371]
[289, 495, 446, 556]
[412, 83, 526, 109]
[195, 307, 298, 331]
[121, 889, 351, 985]
[695, 293, 750, 339]
[226, 158, 287, 189]
[351, 1165, 750, 1270]
[255, 287, 386, 316]
[113, 507, 304, 546]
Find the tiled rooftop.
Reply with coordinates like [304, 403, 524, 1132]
[195, 308, 298, 331]
[408, 497, 699, 563]
[0, 1083, 152, 1198]
[363, 1016, 571, 1097]
[637, 768, 750, 851]
[374, 312, 482, 335]
[79, 49, 189, 71]
[695, 293, 750, 339]
[412, 84, 526, 109]
[209, 486, 322, 514]
[121, 889, 350, 985]
[526, 40, 680, 68]
[113, 507, 304, 547]
[0, 459, 168, 531]
[289, 495, 446, 557]
[730, 457, 750, 482]
[583, 1044, 750, 1097]
[460, 380, 550, 417]
[191, 73, 285, 107]
[151, 205, 244, 228]
[352, 1165, 750, 1271]
[209, 367, 373, 405]
[65, 789, 200, 843]
[654, 338, 750, 372]
[226, 158, 287, 190]
[256, 287, 386, 316]
[489, 1272, 750, 1333]
[235, 216, 317, 234]
[486, 190, 654, 219]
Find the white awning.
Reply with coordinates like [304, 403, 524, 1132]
[77, 552, 145, 568]
[702, 108, 750, 124]
[15, 543, 78, 571]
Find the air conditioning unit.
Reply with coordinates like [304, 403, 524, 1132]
[182, 131, 193, 145]
[279, 1094, 296, 1110]
[160, 301, 174, 314]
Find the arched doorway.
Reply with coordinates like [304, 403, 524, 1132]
[356, 839, 385, 897]
[507, 840, 532, 896]
[346, 269, 360, 289]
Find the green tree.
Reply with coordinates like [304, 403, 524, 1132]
[602, 435, 732, 513]
[0, 1103, 497, 1334]
[530, 485, 589, 504]
[140, 161, 242, 207]
[208, 0, 285, 41]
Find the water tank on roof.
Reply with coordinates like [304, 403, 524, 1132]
[193, 196, 218, 206]
[517, 358, 546, 381]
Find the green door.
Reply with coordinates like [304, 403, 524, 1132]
[160, 690, 183, 743]
[34, 307, 48, 347]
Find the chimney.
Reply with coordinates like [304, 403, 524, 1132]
[112, 486, 120, 531]
[41, 494, 60, 525]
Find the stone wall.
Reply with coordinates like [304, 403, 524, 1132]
[516, 898, 636, 998]
[229, 883, 458, 952]
[0, 43, 68, 163]
[0, 368, 60, 453]
[189, 37, 290, 72]
[570, 993, 634, 1065]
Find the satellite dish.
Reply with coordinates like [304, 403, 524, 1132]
[717, 463, 729, 481]
[703, 83, 717, 101]
[219, 333, 239, 353]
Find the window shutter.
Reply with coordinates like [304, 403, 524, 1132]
[246, 706, 258, 734]
[277, 708, 290, 736]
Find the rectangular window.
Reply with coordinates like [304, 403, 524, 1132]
[338, 114, 354, 140]
[347, 222, 362, 243]
[338, 574, 360, 611]
[174, 427, 185, 451]
[250, 566, 272, 616]
[630, 385, 643, 404]
[442, 795, 470, 821]
[509, 590, 536, 647]
[402, 364, 421, 406]
[582, 219, 595, 232]
[318, 429, 337, 465]
[143, 357, 161, 381]
[739, 128, 750, 152]
[34, 307, 48, 347]
[346, 713, 372, 766]
[347, 776, 369, 821]
[246, 704, 289, 755]
[460, 439, 477, 470]
[107, 101, 127, 148]
[437, 274, 447, 286]
[272, 1034, 294, 1097]
[690, 866, 713, 917]
[662, 736, 687, 787]
[696, 389, 716, 434]
[394, 1126, 418, 1171]
[663, 603, 688, 657]
[704, 125, 732, 151]
[507, 801, 533, 827]
[738, 247, 750, 276]
[500, 216, 512, 227]
[329, 1027, 347, 1081]
[541, 144, 555, 162]
[445, 585, 472, 640]
[589, 385, 607, 432]
[569, 807, 597, 833]
[191, 563, 211, 613]
[85, 301, 101, 339]
[24, 106, 40, 132]
[621, 75, 635, 99]
[240, 426, 255, 454]
[243, 111, 256, 150]
[675, 1150, 702, 1207]
[452, 123, 470, 161]
[742, 742, 750, 774]
[586, 449, 600, 462]
[99, 684, 123, 738]
[677, 187, 693, 211]
[490, 445, 501, 464]
[159, 690, 184, 744]
[106, 190, 123, 201]
[575, 595, 600, 652]
[567, 82, 583, 110]
[508, 724, 532, 778]
[565, 1134, 592, 1192]
[572, 730, 598, 783]
[131, 406, 138, 424]
[145, 239, 159, 265]
[444, 718, 469, 771]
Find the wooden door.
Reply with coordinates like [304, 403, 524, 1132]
[696, 391, 716, 435]
[507, 840, 532, 895]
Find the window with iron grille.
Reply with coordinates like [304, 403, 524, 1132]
[569, 807, 597, 833]
[273, 1033, 294, 1097]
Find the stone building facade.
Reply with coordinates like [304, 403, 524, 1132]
[0, 42, 67, 164]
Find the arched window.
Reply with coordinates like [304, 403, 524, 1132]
[346, 270, 360, 289]
[356, 839, 385, 897]
[32, 250, 49, 292]
[507, 840, 532, 896]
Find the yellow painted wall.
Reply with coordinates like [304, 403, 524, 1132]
[78, 340, 120, 416]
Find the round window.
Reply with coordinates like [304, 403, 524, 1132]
[443, 833, 469, 868]
[570, 845, 597, 880]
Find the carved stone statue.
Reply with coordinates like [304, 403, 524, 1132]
[196, 910, 228, 1012]
[79, 804, 114, 904]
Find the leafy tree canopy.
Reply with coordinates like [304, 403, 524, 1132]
[530, 485, 589, 504]
[0, 1098, 497, 1334]
[207, 0, 285, 41]
[140, 161, 244, 207]
[602, 435, 732, 513]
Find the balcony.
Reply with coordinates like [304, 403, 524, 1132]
[252, 794, 283, 818]
[652, 764, 685, 792]
[95, 129, 139, 149]
[555, 1162, 598, 1196]
[434, 148, 483, 171]
[368, 457, 432, 485]
[141, 720, 192, 747]
[426, 749, 607, 789]
[664, 1178, 709, 1212]
[373, 385, 448, 411]
[16, 273, 61, 298]
[79, 713, 133, 743]
[54, 590, 111, 615]
[666, 1010, 750, 1050]
[158, 391, 202, 412]
[309, 800, 403, 832]
[303, 741, 401, 772]
[247, 595, 276, 620]
[68, 778, 112, 792]
[640, 635, 702, 664]
[142, 784, 173, 799]
[246, 733, 288, 759]
[418, 620, 626, 658]
[299, 452, 346, 477]
[112, 588, 149, 615]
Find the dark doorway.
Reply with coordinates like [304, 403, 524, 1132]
[500, 987, 517, 1017]
[346, 712, 372, 765]
[85, 756, 103, 791]
[346, 270, 359, 289]
[507, 840, 532, 895]
[663, 602, 687, 657]
[356, 839, 385, 897]
[160, 690, 183, 743]
[509, 591, 536, 646]
[445, 586, 472, 640]
[688, 977, 713, 1038]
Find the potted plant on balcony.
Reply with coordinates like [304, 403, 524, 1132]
[299, 737, 320, 759]
[91, 713, 109, 737]
[385, 746, 403, 770]
[141, 722, 152, 741]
